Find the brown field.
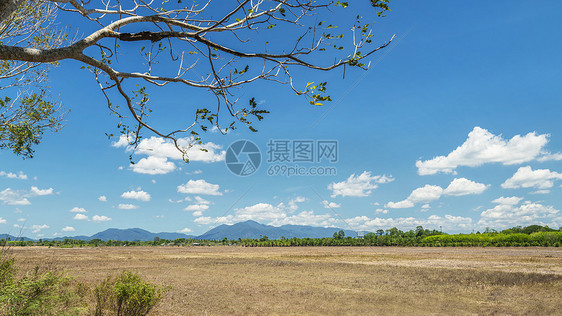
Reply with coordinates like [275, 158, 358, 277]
[8, 246, 562, 315]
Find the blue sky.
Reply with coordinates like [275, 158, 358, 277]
[1, 1, 562, 238]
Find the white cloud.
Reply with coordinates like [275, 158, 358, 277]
[322, 200, 341, 209]
[194, 196, 210, 205]
[17, 218, 25, 222]
[537, 152, 562, 162]
[375, 208, 388, 214]
[0, 171, 28, 180]
[185, 204, 210, 211]
[0, 217, 6, 224]
[0, 186, 54, 205]
[118, 204, 139, 210]
[416, 127, 549, 175]
[328, 171, 393, 198]
[531, 189, 550, 195]
[178, 228, 192, 234]
[70, 207, 87, 213]
[73, 214, 89, 220]
[194, 198, 338, 228]
[386, 185, 443, 209]
[443, 178, 489, 196]
[131, 156, 176, 175]
[502, 166, 562, 189]
[30, 186, 54, 196]
[492, 196, 523, 205]
[287, 196, 306, 211]
[98, 195, 107, 202]
[185, 196, 211, 213]
[121, 190, 151, 202]
[31, 224, 49, 233]
[385, 200, 414, 209]
[234, 203, 286, 223]
[92, 215, 112, 223]
[347, 214, 473, 232]
[0, 188, 31, 205]
[386, 178, 488, 209]
[177, 179, 222, 196]
[269, 211, 338, 227]
[478, 200, 560, 229]
[62, 226, 75, 232]
[113, 136, 225, 174]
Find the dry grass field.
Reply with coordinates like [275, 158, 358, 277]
[8, 246, 562, 315]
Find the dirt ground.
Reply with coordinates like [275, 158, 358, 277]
[9, 246, 562, 315]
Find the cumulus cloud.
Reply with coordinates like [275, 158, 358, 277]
[62, 226, 75, 232]
[386, 185, 443, 209]
[121, 190, 151, 202]
[0, 186, 53, 205]
[185, 204, 210, 212]
[328, 171, 393, 198]
[73, 214, 89, 220]
[478, 198, 560, 229]
[92, 215, 112, 223]
[118, 204, 139, 210]
[113, 136, 226, 174]
[347, 214, 473, 232]
[501, 166, 562, 189]
[416, 127, 549, 175]
[537, 152, 562, 162]
[31, 224, 49, 233]
[194, 199, 338, 228]
[30, 186, 54, 196]
[131, 156, 176, 175]
[322, 200, 341, 209]
[178, 228, 192, 234]
[443, 178, 489, 196]
[375, 208, 388, 214]
[0, 188, 31, 205]
[492, 196, 523, 205]
[531, 189, 550, 195]
[177, 179, 222, 196]
[386, 178, 488, 209]
[286, 196, 306, 211]
[194, 196, 210, 205]
[0, 217, 6, 224]
[0, 171, 27, 180]
[184, 196, 211, 213]
[70, 207, 87, 213]
[98, 196, 107, 202]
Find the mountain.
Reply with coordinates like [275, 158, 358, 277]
[0, 234, 34, 241]
[87, 228, 195, 241]
[48, 228, 195, 242]
[2, 221, 358, 241]
[198, 220, 357, 240]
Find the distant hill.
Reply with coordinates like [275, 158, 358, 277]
[0, 234, 34, 242]
[198, 220, 356, 240]
[2, 221, 357, 241]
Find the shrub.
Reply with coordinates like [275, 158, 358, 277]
[0, 252, 88, 316]
[94, 271, 164, 316]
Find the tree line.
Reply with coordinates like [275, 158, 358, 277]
[2, 225, 561, 248]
